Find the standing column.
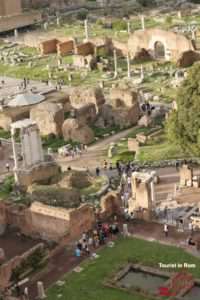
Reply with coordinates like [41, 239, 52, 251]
[127, 21, 131, 35]
[36, 128, 44, 163]
[191, 30, 196, 42]
[150, 180, 155, 204]
[113, 49, 118, 79]
[140, 15, 145, 30]
[140, 64, 144, 80]
[14, 29, 18, 40]
[84, 19, 89, 41]
[56, 17, 61, 26]
[11, 128, 19, 184]
[127, 52, 131, 78]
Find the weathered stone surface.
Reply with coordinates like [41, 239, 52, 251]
[59, 170, 92, 189]
[18, 162, 61, 187]
[100, 192, 121, 218]
[30, 102, 64, 137]
[28, 185, 81, 209]
[138, 115, 152, 127]
[75, 103, 97, 125]
[62, 118, 94, 144]
[134, 48, 152, 61]
[73, 55, 97, 70]
[110, 88, 139, 108]
[69, 87, 105, 111]
[100, 103, 140, 129]
[128, 138, 139, 153]
[176, 50, 200, 68]
[128, 28, 194, 61]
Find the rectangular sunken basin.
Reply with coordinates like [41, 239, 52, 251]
[118, 268, 167, 292]
[183, 285, 200, 300]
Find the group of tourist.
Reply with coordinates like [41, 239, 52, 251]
[75, 219, 120, 257]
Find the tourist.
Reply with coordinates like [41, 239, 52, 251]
[189, 222, 194, 235]
[96, 167, 100, 176]
[187, 236, 195, 246]
[76, 240, 83, 251]
[102, 223, 109, 237]
[110, 223, 119, 235]
[94, 234, 100, 248]
[164, 223, 168, 237]
[6, 163, 10, 172]
[75, 247, 81, 257]
[88, 236, 93, 246]
[85, 245, 90, 255]
[130, 212, 134, 221]
[104, 160, 108, 170]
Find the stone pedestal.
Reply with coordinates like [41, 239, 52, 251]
[37, 281, 46, 299]
[180, 164, 193, 187]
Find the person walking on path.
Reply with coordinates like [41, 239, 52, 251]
[164, 223, 168, 237]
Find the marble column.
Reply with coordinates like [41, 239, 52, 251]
[113, 49, 118, 79]
[84, 19, 89, 41]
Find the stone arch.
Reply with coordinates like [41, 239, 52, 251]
[154, 41, 165, 59]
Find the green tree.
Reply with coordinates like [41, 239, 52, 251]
[167, 63, 200, 156]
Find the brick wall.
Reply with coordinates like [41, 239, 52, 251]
[57, 40, 75, 56]
[0, 0, 22, 17]
[40, 39, 59, 55]
[75, 42, 94, 56]
[0, 243, 44, 290]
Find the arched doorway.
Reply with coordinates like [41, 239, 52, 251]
[154, 41, 165, 59]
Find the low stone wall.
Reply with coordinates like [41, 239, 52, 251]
[0, 243, 44, 290]
[17, 162, 61, 187]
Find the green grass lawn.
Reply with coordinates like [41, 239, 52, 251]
[110, 126, 159, 164]
[137, 132, 190, 162]
[47, 237, 200, 300]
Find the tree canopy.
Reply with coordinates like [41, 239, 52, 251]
[166, 63, 200, 156]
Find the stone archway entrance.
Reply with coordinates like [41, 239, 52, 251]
[154, 41, 165, 59]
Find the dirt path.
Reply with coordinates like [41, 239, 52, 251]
[56, 127, 135, 170]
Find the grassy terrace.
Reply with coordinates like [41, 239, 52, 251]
[137, 132, 187, 162]
[47, 237, 200, 300]
[110, 126, 191, 164]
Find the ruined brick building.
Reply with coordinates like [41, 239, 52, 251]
[0, 0, 22, 16]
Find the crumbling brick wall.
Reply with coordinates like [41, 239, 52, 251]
[75, 42, 94, 56]
[57, 40, 74, 56]
[40, 39, 59, 55]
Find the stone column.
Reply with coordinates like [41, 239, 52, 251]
[127, 21, 131, 35]
[11, 128, 19, 184]
[140, 64, 144, 80]
[127, 52, 131, 78]
[56, 17, 61, 26]
[150, 180, 155, 203]
[36, 128, 44, 163]
[123, 224, 129, 237]
[14, 29, 18, 39]
[37, 281, 46, 299]
[192, 30, 196, 41]
[177, 11, 182, 19]
[140, 15, 145, 30]
[44, 22, 48, 31]
[113, 49, 118, 79]
[84, 19, 89, 41]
